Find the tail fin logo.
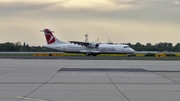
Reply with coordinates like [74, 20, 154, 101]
[44, 29, 55, 44]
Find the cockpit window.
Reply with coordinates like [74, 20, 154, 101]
[123, 46, 130, 48]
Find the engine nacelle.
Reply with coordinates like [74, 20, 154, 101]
[88, 43, 99, 48]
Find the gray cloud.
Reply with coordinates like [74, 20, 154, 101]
[0, 0, 180, 45]
[174, 1, 180, 5]
[1, 0, 180, 24]
[0, 1, 56, 16]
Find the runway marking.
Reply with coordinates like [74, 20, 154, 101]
[16, 96, 47, 101]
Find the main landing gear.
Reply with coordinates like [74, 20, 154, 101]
[86, 53, 91, 57]
[86, 53, 97, 57]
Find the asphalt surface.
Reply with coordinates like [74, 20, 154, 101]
[1, 55, 180, 60]
[0, 59, 180, 101]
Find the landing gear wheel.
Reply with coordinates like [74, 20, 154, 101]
[92, 54, 97, 57]
[86, 53, 90, 57]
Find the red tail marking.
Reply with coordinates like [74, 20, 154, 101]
[44, 29, 55, 44]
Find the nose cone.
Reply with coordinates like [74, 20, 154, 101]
[129, 48, 135, 54]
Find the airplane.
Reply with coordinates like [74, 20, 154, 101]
[41, 29, 135, 56]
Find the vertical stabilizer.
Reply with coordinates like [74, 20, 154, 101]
[42, 29, 64, 44]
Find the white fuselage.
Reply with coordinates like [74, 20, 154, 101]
[43, 43, 135, 54]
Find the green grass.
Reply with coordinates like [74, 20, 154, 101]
[0, 54, 32, 56]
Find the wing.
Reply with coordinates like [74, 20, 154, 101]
[69, 41, 90, 46]
[69, 41, 99, 47]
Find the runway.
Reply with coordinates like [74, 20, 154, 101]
[1, 55, 180, 60]
[0, 59, 180, 101]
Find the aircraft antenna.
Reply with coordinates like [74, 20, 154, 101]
[95, 38, 99, 43]
[85, 33, 88, 42]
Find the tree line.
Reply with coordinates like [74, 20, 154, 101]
[0, 42, 180, 52]
[127, 42, 180, 52]
[0, 42, 54, 52]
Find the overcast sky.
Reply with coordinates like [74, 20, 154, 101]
[0, 0, 180, 46]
